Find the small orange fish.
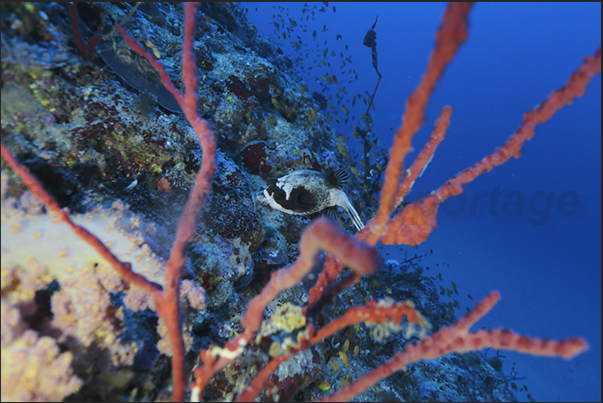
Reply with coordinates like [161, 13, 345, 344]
[339, 350, 349, 367]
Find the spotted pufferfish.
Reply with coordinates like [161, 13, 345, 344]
[257, 168, 364, 232]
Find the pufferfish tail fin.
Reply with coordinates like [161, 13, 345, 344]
[332, 190, 365, 232]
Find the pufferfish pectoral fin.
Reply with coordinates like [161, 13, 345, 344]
[326, 167, 349, 188]
[322, 206, 340, 222]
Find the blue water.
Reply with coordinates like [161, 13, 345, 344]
[243, 3, 601, 402]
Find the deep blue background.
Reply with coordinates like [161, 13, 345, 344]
[243, 3, 601, 401]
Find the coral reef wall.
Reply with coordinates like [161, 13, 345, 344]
[2, 3, 530, 401]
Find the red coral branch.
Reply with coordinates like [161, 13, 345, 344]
[424, 48, 602, 212]
[3, 3, 217, 401]
[190, 217, 380, 398]
[235, 356, 289, 402]
[304, 3, 468, 311]
[234, 297, 429, 402]
[0, 143, 162, 297]
[4, 2, 598, 402]
[307, 9, 460, 309]
[367, 2, 473, 247]
[310, 299, 427, 344]
[368, 105, 451, 247]
[67, 2, 105, 59]
[117, 3, 217, 400]
[223, 2, 594, 400]
[382, 47, 602, 246]
[241, 218, 380, 334]
[316, 292, 588, 402]
[393, 105, 452, 209]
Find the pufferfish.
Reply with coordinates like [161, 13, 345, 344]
[257, 168, 365, 232]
